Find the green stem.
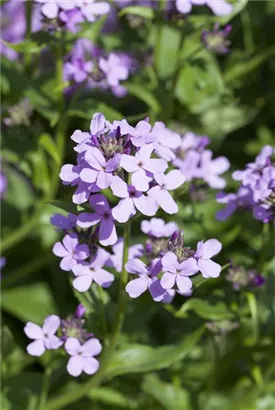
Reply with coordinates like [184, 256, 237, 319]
[96, 286, 108, 341]
[38, 365, 52, 410]
[24, 0, 32, 67]
[257, 222, 274, 272]
[45, 222, 131, 410]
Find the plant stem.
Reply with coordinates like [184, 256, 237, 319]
[38, 365, 52, 410]
[257, 222, 274, 272]
[45, 222, 131, 410]
[24, 0, 32, 67]
[96, 286, 108, 341]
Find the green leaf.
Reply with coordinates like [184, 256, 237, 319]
[26, 87, 59, 126]
[68, 98, 97, 119]
[48, 200, 78, 214]
[1, 283, 57, 323]
[39, 133, 60, 165]
[107, 327, 205, 377]
[154, 25, 182, 79]
[119, 6, 154, 19]
[225, 46, 275, 85]
[1, 39, 42, 54]
[176, 298, 234, 321]
[125, 83, 161, 114]
[87, 387, 137, 409]
[3, 166, 35, 211]
[142, 374, 190, 410]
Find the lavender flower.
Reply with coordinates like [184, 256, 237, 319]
[113, 119, 153, 147]
[148, 170, 185, 214]
[175, 0, 233, 16]
[0, 171, 8, 199]
[120, 144, 168, 191]
[65, 337, 102, 377]
[77, 194, 117, 246]
[216, 187, 255, 221]
[151, 122, 181, 161]
[160, 252, 198, 294]
[141, 218, 178, 239]
[24, 315, 63, 356]
[51, 213, 77, 231]
[202, 24, 232, 55]
[72, 248, 114, 292]
[125, 258, 166, 301]
[111, 177, 158, 223]
[53, 233, 90, 271]
[194, 239, 222, 278]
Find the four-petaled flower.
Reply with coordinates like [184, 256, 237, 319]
[194, 239, 222, 278]
[99, 53, 129, 88]
[120, 143, 168, 191]
[148, 170, 185, 214]
[111, 176, 158, 223]
[160, 252, 198, 293]
[125, 258, 165, 301]
[53, 233, 90, 271]
[24, 315, 63, 356]
[72, 248, 114, 292]
[65, 337, 102, 377]
[112, 119, 153, 147]
[77, 194, 117, 246]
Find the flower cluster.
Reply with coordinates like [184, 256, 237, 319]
[173, 131, 230, 191]
[226, 264, 265, 291]
[216, 145, 275, 223]
[35, 0, 110, 33]
[64, 39, 136, 97]
[24, 305, 102, 377]
[201, 24, 232, 55]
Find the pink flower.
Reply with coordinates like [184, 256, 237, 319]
[77, 194, 117, 246]
[120, 144, 168, 191]
[65, 337, 102, 377]
[24, 315, 63, 356]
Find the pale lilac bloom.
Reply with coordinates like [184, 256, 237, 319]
[72, 248, 114, 292]
[59, 8, 85, 32]
[111, 177, 158, 223]
[105, 238, 143, 272]
[175, 0, 233, 16]
[99, 53, 129, 87]
[35, 0, 63, 19]
[0, 172, 8, 199]
[50, 213, 77, 231]
[151, 122, 181, 161]
[80, 0, 111, 22]
[173, 150, 201, 182]
[112, 119, 153, 147]
[148, 170, 185, 214]
[120, 144, 168, 191]
[251, 166, 275, 202]
[53, 233, 90, 271]
[64, 57, 93, 83]
[125, 258, 166, 301]
[90, 112, 110, 137]
[161, 252, 198, 294]
[197, 150, 230, 189]
[80, 149, 120, 189]
[195, 239, 222, 278]
[65, 337, 102, 377]
[24, 315, 63, 356]
[77, 194, 117, 246]
[141, 218, 178, 238]
[216, 187, 255, 221]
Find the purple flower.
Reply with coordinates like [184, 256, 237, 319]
[120, 144, 168, 191]
[80, 148, 120, 189]
[195, 239, 222, 278]
[141, 218, 178, 238]
[160, 252, 198, 293]
[148, 170, 185, 214]
[216, 187, 255, 221]
[197, 150, 230, 189]
[53, 233, 90, 271]
[0, 257, 6, 271]
[99, 53, 129, 88]
[111, 176, 158, 223]
[0, 171, 8, 199]
[151, 122, 181, 161]
[75, 304, 86, 319]
[59, 8, 85, 32]
[65, 337, 102, 377]
[24, 315, 63, 356]
[72, 248, 114, 292]
[202, 24, 232, 55]
[77, 194, 117, 246]
[80, 1, 111, 22]
[50, 213, 77, 231]
[175, 0, 233, 16]
[113, 119, 153, 147]
[125, 258, 166, 301]
[105, 238, 143, 272]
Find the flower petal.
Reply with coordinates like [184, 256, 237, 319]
[81, 338, 102, 356]
[99, 218, 117, 246]
[110, 176, 129, 199]
[67, 356, 83, 377]
[120, 154, 139, 172]
[176, 275, 193, 294]
[73, 275, 93, 292]
[200, 239, 222, 259]
[43, 315, 60, 335]
[198, 259, 221, 278]
[160, 271, 176, 290]
[44, 335, 63, 350]
[93, 268, 114, 288]
[60, 255, 76, 272]
[126, 278, 148, 298]
[65, 337, 81, 356]
[179, 257, 198, 276]
[163, 170, 185, 190]
[27, 340, 45, 356]
[24, 322, 43, 340]
[83, 358, 100, 375]
[112, 198, 135, 223]
[79, 168, 98, 184]
[161, 252, 178, 272]
[133, 195, 158, 216]
[125, 258, 148, 275]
